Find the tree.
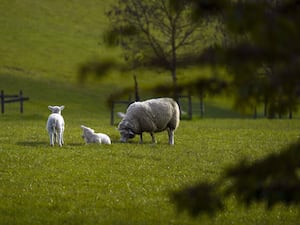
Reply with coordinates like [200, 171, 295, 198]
[170, 0, 300, 216]
[105, 0, 216, 99]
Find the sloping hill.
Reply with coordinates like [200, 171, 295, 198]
[0, 0, 254, 119]
[0, 0, 112, 82]
[0, 0, 117, 121]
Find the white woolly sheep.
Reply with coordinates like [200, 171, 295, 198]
[81, 125, 111, 144]
[46, 105, 65, 147]
[118, 97, 180, 145]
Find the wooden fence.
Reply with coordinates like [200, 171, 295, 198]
[0, 90, 29, 114]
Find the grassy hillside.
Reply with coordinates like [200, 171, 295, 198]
[0, 0, 112, 82]
[0, 0, 268, 119]
[0, 0, 122, 122]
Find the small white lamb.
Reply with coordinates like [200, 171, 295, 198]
[81, 125, 111, 144]
[46, 105, 65, 147]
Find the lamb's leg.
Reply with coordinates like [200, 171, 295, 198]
[49, 132, 54, 146]
[61, 126, 64, 145]
[150, 132, 157, 144]
[57, 130, 63, 147]
[167, 128, 175, 145]
[54, 132, 57, 144]
[61, 131, 64, 145]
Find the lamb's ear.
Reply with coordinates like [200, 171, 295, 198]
[48, 106, 53, 111]
[80, 125, 85, 129]
[60, 105, 65, 110]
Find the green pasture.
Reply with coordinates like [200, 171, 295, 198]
[1, 0, 300, 224]
[1, 115, 300, 225]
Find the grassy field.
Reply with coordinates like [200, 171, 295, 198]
[1, 0, 300, 224]
[1, 117, 300, 225]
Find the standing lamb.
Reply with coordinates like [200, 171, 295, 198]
[46, 105, 65, 147]
[81, 125, 111, 144]
[118, 97, 180, 145]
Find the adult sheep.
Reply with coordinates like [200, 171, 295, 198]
[118, 97, 180, 145]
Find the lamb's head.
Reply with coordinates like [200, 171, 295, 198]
[80, 125, 94, 139]
[118, 120, 135, 142]
[48, 105, 65, 114]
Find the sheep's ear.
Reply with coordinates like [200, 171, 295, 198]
[60, 105, 65, 110]
[48, 106, 53, 111]
[129, 129, 135, 136]
[80, 125, 85, 129]
[117, 112, 125, 119]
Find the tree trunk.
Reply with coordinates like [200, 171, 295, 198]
[171, 68, 179, 101]
[171, 21, 178, 102]
[133, 74, 140, 101]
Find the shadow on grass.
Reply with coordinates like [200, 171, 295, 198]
[16, 141, 85, 147]
[16, 141, 48, 147]
[67, 143, 85, 147]
[1, 114, 46, 121]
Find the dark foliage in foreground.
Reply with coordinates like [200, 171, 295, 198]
[171, 140, 300, 216]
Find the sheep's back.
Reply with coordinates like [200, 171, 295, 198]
[46, 113, 64, 130]
[125, 98, 179, 133]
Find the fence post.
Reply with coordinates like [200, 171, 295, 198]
[253, 106, 257, 119]
[19, 90, 25, 113]
[188, 95, 192, 120]
[1, 90, 4, 114]
[110, 101, 115, 126]
[200, 93, 204, 118]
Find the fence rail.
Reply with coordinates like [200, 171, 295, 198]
[0, 90, 29, 114]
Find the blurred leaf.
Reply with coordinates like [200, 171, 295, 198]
[171, 182, 224, 217]
[225, 140, 300, 208]
[78, 58, 129, 83]
[171, 140, 300, 217]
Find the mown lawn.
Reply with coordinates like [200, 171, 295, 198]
[1, 116, 299, 225]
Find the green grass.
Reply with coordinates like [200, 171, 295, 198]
[0, 0, 112, 83]
[1, 117, 300, 225]
[1, 0, 300, 224]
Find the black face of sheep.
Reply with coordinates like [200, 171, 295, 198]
[119, 128, 136, 142]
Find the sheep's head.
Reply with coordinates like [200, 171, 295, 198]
[48, 105, 65, 114]
[119, 128, 135, 142]
[118, 121, 135, 142]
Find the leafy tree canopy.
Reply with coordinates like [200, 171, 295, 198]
[175, 0, 300, 115]
[170, 0, 300, 218]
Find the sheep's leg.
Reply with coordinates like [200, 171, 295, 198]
[61, 131, 64, 146]
[54, 132, 57, 144]
[139, 134, 143, 144]
[49, 132, 54, 146]
[167, 128, 175, 145]
[150, 132, 157, 144]
[57, 130, 63, 147]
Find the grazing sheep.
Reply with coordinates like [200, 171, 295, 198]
[46, 105, 65, 147]
[81, 125, 111, 144]
[118, 97, 180, 145]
